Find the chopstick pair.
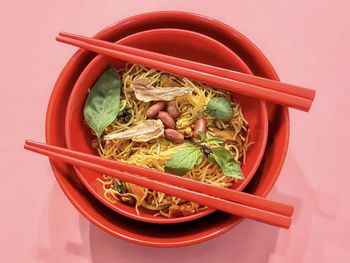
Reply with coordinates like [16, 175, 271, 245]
[24, 140, 293, 228]
[56, 32, 315, 111]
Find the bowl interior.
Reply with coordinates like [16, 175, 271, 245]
[65, 28, 268, 224]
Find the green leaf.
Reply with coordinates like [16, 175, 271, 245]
[207, 153, 216, 163]
[198, 131, 206, 142]
[206, 97, 233, 120]
[206, 137, 225, 144]
[84, 65, 121, 137]
[165, 147, 203, 176]
[209, 147, 244, 179]
[114, 181, 126, 193]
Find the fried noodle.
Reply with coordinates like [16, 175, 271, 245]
[93, 63, 253, 218]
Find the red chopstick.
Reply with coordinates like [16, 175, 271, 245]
[56, 32, 314, 111]
[24, 140, 292, 228]
[25, 140, 293, 216]
[60, 31, 315, 101]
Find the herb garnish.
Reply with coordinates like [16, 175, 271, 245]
[164, 146, 203, 176]
[208, 147, 244, 179]
[117, 108, 132, 123]
[165, 131, 244, 179]
[206, 97, 233, 120]
[84, 65, 121, 137]
[114, 181, 126, 193]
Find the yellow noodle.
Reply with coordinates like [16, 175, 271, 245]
[93, 64, 251, 218]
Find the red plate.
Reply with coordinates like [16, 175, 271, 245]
[46, 11, 289, 247]
[65, 28, 268, 224]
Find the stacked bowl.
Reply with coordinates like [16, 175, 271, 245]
[46, 11, 289, 247]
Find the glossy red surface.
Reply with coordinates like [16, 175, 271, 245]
[46, 11, 289, 247]
[65, 28, 268, 224]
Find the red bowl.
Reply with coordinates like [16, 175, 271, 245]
[46, 11, 289, 247]
[65, 28, 268, 224]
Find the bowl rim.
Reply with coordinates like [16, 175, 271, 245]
[64, 27, 269, 224]
[46, 11, 289, 247]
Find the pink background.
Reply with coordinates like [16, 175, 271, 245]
[1, 0, 349, 262]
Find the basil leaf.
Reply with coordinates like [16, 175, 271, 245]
[84, 65, 121, 137]
[206, 97, 233, 120]
[165, 147, 203, 176]
[198, 131, 206, 142]
[206, 138, 225, 144]
[208, 153, 216, 163]
[209, 147, 244, 179]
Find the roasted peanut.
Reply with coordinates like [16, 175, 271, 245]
[193, 118, 207, 139]
[166, 101, 180, 118]
[157, 111, 176, 129]
[165, 129, 185, 144]
[146, 101, 166, 119]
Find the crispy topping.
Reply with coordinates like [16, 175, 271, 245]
[104, 119, 164, 142]
[131, 78, 191, 102]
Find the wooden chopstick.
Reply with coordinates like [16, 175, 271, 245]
[56, 33, 313, 112]
[60, 31, 315, 101]
[24, 140, 292, 228]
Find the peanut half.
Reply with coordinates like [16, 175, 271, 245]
[157, 111, 176, 129]
[165, 129, 184, 144]
[146, 101, 166, 119]
[166, 101, 180, 119]
[193, 118, 207, 139]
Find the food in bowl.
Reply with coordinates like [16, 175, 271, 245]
[83, 63, 253, 218]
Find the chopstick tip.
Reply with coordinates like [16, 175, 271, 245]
[58, 31, 68, 37]
[24, 139, 35, 145]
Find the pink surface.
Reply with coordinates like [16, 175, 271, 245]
[0, 1, 349, 262]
